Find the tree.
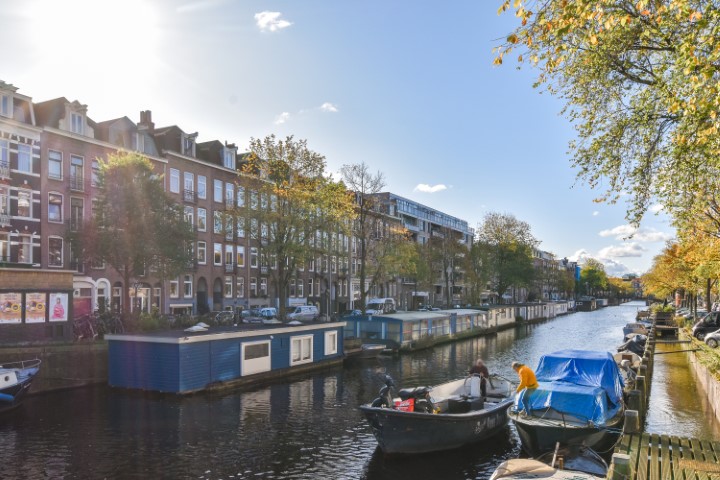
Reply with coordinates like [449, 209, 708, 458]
[70, 151, 196, 318]
[474, 212, 538, 303]
[427, 226, 468, 307]
[340, 162, 386, 310]
[497, 1, 720, 227]
[579, 258, 609, 296]
[233, 135, 354, 319]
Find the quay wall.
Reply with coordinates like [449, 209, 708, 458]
[687, 341, 720, 425]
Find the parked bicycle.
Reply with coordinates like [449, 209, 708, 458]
[214, 310, 235, 326]
[73, 315, 98, 341]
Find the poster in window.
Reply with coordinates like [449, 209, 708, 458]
[25, 292, 47, 323]
[49, 293, 68, 322]
[0, 292, 22, 324]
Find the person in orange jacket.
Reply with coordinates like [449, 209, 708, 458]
[512, 361, 538, 393]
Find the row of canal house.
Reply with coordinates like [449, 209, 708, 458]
[107, 301, 575, 394]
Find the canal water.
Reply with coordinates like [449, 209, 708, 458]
[2, 301, 717, 479]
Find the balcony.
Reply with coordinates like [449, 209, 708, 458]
[0, 213, 10, 227]
[224, 262, 236, 274]
[260, 266, 268, 275]
[0, 160, 9, 179]
[70, 174, 84, 192]
[183, 189, 197, 204]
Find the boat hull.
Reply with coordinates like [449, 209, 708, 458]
[511, 411, 622, 456]
[360, 398, 513, 454]
[0, 359, 41, 414]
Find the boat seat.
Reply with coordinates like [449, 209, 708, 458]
[398, 386, 431, 399]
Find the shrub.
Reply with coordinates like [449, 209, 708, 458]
[138, 313, 160, 332]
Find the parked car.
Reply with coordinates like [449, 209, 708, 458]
[365, 298, 397, 315]
[705, 329, 720, 348]
[341, 309, 362, 317]
[287, 305, 319, 322]
[258, 307, 277, 319]
[692, 311, 720, 340]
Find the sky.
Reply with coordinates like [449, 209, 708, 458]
[1, 0, 675, 276]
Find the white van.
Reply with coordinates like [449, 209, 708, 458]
[287, 305, 319, 322]
[365, 298, 396, 315]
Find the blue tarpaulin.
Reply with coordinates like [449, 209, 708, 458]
[515, 350, 624, 425]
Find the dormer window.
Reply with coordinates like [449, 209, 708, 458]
[224, 148, 235, 169]
[182, 135, 195, 157]
[71, 112, 84, 135]
[0, 94, 11, 118]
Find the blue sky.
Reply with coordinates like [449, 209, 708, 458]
[2, 0, 674, 275]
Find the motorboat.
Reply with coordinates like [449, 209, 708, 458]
[0, 358, 42, 414]
[359, 374, 514, 454]
[622, 322, 648, 337]
[490, 444, 607, 479]
[510, 350, 625, 456]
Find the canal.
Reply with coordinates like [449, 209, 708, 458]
[2, 301, 717, 479]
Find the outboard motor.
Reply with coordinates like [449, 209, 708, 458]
[371, 374, 396, 408]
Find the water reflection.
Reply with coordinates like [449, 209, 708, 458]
[1, 302, 716, 479]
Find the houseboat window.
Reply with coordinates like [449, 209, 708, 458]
[324, 331, 337, 355]
[291, 336, 313, 365]
[386, 323, 401, 343]
[242, 341, 271, 376]
[244, 343, 269, 359]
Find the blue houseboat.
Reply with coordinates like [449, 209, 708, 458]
[106, 322, 345, 394]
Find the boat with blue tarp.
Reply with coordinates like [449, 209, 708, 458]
[510, 350, 625, 456]
[0, 358, 41, 414]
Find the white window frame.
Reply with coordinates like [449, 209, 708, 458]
[224, 276, 233, 298]
[225, 182, 234, 205]
[18, 234, 33, 264]
[291, 335, 313, 365]
[250, 247, 258, 268]
[17, 144, 31, 173]
[197, 241, 207, 264]
[48, 192, 63, 223]
[0, 94, 12, 118]
[71, 112, 84, 135]
[213, 243, 222, 266]
[308, 278, 314, 297]
[236, 186, 245, 207]
[169, 278, 180, 298]
[184, 206, 194, 226]
[224, 148, 235, 169]
[184, 171, 194, 195]
[324, 331, 338, 355]
[170, 168, 180, 193]
[48, 149, 62, 180]
[48, 236, 64, 267]
[242, 340, 271, 375]
[236, 277, 245, 298]
[16, 189, 32, 218]
[260, 278, 267, 295]
[236, 246, 245, 267]
[214, 179, 223, 202]
[197, 208, 207, 232]
[198, 175, 207, 199]
[183, 274, 193, 298]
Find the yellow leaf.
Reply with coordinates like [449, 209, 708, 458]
[513, 0, 521, 7]
[507, 33, 518, 44]
[518, 54, 523, 62]
[493, 56, 503, 65]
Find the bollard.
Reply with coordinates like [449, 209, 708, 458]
[626, 391, 642, 423]
[623, 409, 640, 433]
[610, 453, 633, 480]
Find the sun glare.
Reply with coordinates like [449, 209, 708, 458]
[27, 0, 160, 72]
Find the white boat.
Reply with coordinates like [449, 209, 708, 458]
[0, 359, 42, 414]
[490, 444, 607, 479]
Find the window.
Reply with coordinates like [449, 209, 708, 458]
[324, 331, 338, 355]
[214, 179, 223, 202]
[0, 186, 9, 219]
[197, 208, 207, 232]
[0, 94, 11, 117]
[48, 237, 63, 267]
[291, 336, 313, 365]
[70, 198, 83, 230]
[236, 277, 245, 298]
[48, 150, 62, 180]
[290, 279, 296, 297]
[183, 135, 195, 156]
[213, 211, 223, 234]
[224, 276, 233, 298]
[225, 183, 234, 206]
[298, 280, 304, 298]
[17, 190, 31, 218]
[183, 275, 193, 297]
[250, 277, 257, 296]
[236, 217, 245, 238]
[71, 112, 84, 134]
[225, 244, 233, 267]
[91, 160, 100, 187]
[0, 232, 8, 262]
[224, 148, 235, 169]
[198, 175, 207, 199]
[242, 341, 270, 375]
[308, 278, 314, 297]
[250, 247, 258, 268]
[197, 241, 207, 264]
[48, 192, 63, 222]
[260, 278, 267, 296]
[170, 168, 180, 193]
[18, 234, 32, 263]
[169, 278, 179, 298]
[250, 191, 258, 209]
[236, 246, 245, 267]
[17, 144, 31, 173]
[184, 206, 193, 226]
[237, 186, 245, 207]
[214, 243, 222, 266]
[70, 155, 84, 191]
[0, 140, 8, 175]
[184, 172, 194, 196]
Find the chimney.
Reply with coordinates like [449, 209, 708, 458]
[138, 110, 154, 133]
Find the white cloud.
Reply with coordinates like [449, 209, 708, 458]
[592, 211, 599, 216]
[649, 203, 664, 213]
[598, 257, 632, 277]
[569, 248, 638, 276]
[598, 242, 646, 258]
[274, 112, 290, 125]
[177, 0, 227, 13]
[414, 184, 447, 193]
[255, 11, 292, 32]
[598, 224, 671, 242]
[320, 102, 338, 113]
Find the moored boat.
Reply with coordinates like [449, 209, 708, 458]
[510, 350, 625, 456]
[0, 358, 42, 414]
[359, 373, 514, 454]
[490, 444, 607, 480]
[622, 322, 648, 337]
